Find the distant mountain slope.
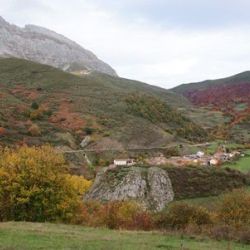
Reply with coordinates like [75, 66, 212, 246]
[0, 58, 207, 149]
[172, 71, 250, 109]
[172, 72, 250, 142]
[0, 16, 116, 76]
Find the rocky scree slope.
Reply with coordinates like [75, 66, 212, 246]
[0, 16, 116, 76]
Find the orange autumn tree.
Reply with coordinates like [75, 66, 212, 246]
[0, 145, 91, 222]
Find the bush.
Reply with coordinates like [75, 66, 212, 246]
[210, 225, 235, 241]
[28, 124, 41, 136]
[84, 127, 94, 135]
[80, 201, 153, 230]
[31, 101, 39, 110]
[163, 147, 180, 157]
[0, 146, 90, 222]
[210, 225, 250, 244]
[217, 189, 250, 228]
[0, 127, 6, 136]
[156, 202, 212, 229]
[238, 229, 250, 244]
[132, 211, 153, 231]
[44, 109, 53, 117]
[29, 109, 43, 120]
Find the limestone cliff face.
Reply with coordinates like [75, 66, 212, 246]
[84, 165, 248, 211]
[85, 166, 174, 212]
[0, 16, 117, 76]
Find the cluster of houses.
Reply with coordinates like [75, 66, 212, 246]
[111, 148, 242, 168]
[168, 150, 241, 167]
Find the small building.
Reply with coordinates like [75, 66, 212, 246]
[196, 151, 205, 158]
[114, 159, 135, 166]
[209, 158, 219, 166]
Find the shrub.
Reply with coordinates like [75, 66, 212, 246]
[163, 147, 180, 157]
[238, 229, 250, 244]
[80, 201, 153, 230]
[28, 124, 41, 136]
[0, 127, 6, 136]
[29, 109, 43, 120]
[132, 211, 153, 231]
[210, 225, 235, 241]
[156, 202, 212, 229]
[115, 200, 143, 228]
[44, 109, 53, 117]
[84, 127, 94, 135]
[0, 146, 85, 222]
[79, 201, 105, 226]
[31, 101, 39, 110]
[217, 189, 250, 228]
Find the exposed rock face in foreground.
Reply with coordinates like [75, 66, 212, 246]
[0, 16, 117, 76]
[85, 165, 248, 211]
[85, 166, 174, 211]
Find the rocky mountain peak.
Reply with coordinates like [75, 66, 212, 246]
[0, 16, 117, 76]
[0, 16, 8, 25]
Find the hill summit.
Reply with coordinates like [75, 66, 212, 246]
[0, 16, 117, 76]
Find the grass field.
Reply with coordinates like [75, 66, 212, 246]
[0, 222, 249, 250]
[171, 186, 250, 211]
[223, 150, 250, 173]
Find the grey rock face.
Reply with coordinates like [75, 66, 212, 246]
[80, 136, 91, 148]
[85, 166, 174, 211]
[0, 16, 117, 76]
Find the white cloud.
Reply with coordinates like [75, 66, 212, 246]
[1, 0, 250, 88]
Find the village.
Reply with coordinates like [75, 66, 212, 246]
[112, 146, 242, 168]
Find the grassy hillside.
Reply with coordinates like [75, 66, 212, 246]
[172, 72, 250, 142]
[0, 58, 207, 150]
[165, 166, 247, 199]
[172, 186, 250, 212]
[0, 222, 247, 250]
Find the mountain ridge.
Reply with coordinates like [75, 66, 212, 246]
[172, 71, 250, 108]
[0, 16, 117, 76]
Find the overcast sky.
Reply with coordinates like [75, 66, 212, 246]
[1, 0, 250, 88]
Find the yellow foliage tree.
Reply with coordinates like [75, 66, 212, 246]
[65, 175, 92, 196]
[0, 145, 91, 222]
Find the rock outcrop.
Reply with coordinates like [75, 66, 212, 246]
[0, 16, 117, 76]
[85, 166, 174, 211]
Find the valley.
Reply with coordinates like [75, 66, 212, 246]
[1, 14, 250, 250]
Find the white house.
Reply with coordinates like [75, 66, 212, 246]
[114, 159, 135, 166]
[209, 158, 219, 166]
[196, 151, 205, 158]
